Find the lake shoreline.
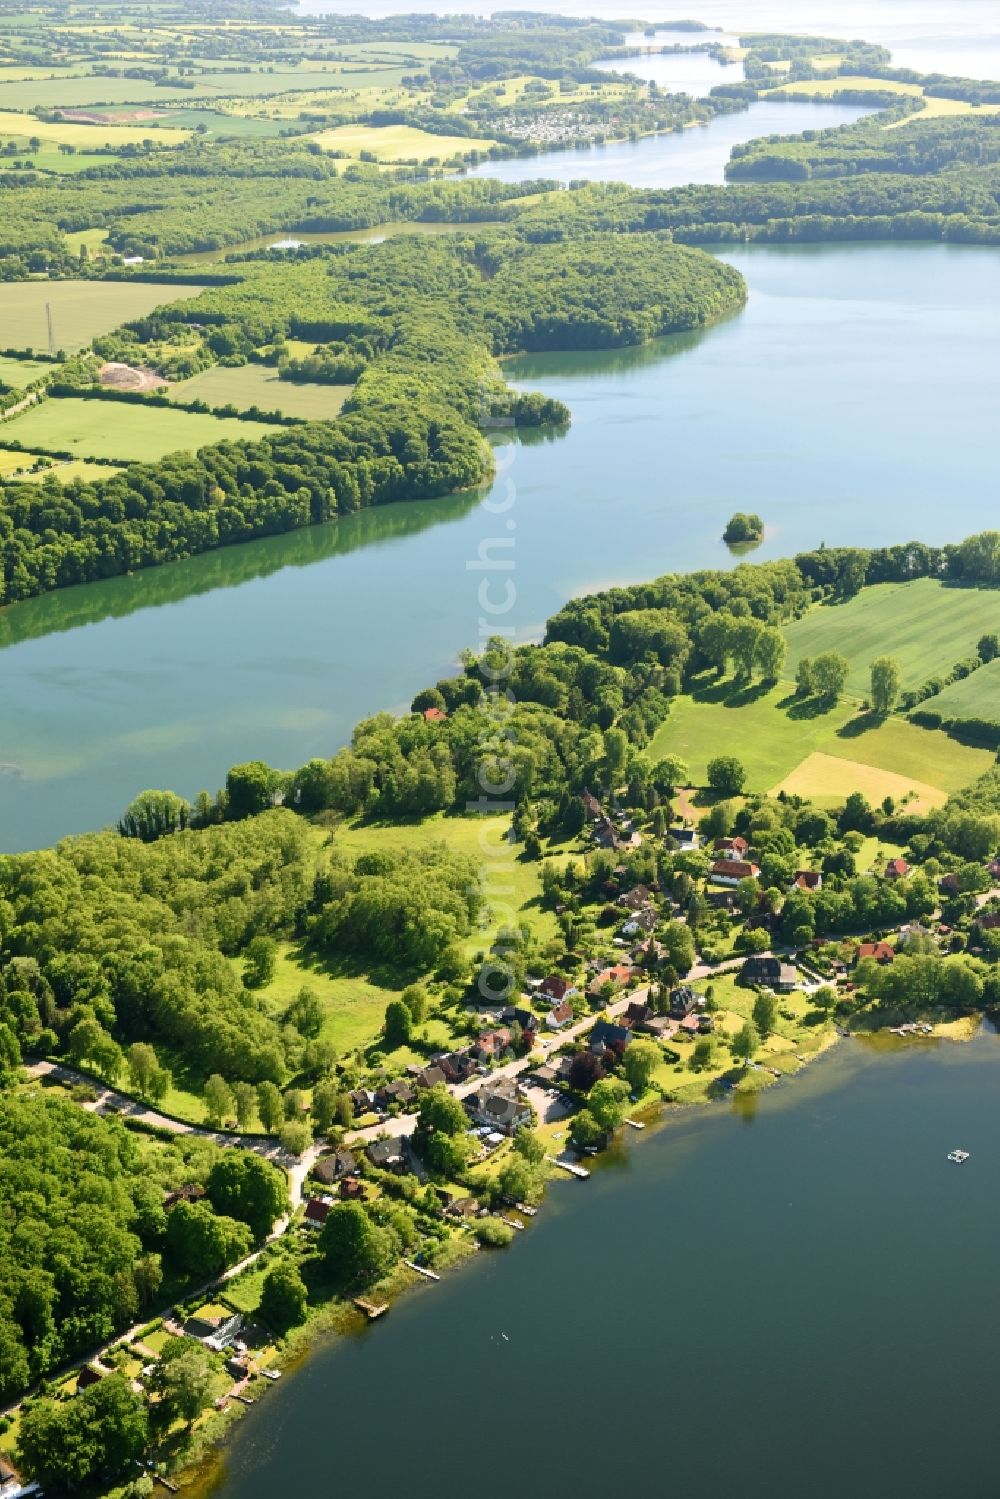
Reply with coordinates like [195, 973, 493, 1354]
[169, 1008, 981, 1495]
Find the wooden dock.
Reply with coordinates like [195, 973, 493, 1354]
[499, 1215, 525, 1231]
[546, 1155, 590, 1179]
[625, 1118, 645, 1130]
[403, 1258, 441, 1281]
[354, 1297, 389, 1319]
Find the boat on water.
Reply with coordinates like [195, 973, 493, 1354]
[947, 1149, 970, 1164]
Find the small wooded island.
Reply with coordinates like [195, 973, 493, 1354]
[723, 511, 765, 545]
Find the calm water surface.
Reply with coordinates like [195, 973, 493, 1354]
[460, 100, 868, 188]
[294, 0, 1000, 81]
[210, 1034, 1000, 1499]
[2, 242, 999, 851]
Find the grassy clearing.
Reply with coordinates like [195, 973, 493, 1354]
[10, 457, 124, 483]
[783, 580, 1000, 698]
[0, 107, 190, 145]
[649, 676, 990, 801]
[773, 74, 925, 97]
[310, 123, 497, 161]
[240, 942, 408, 1058]
[168, 364, 351, 420]
[0, 280, 204, 352]
[919, 657, 1000, 724]
[330, 811, 559, 946]
[2, 396, 278, 461]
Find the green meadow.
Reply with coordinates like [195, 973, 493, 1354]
[783, 579, 1000, 697]
[0, 280, 204, 352]
[920, 657, 1000, 725]
[2, 395, 278, 461]
[168, 364, 352, 420]
[648, 676, 990, 809]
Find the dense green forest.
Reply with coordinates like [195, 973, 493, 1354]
[0, 1091, 284, 1401]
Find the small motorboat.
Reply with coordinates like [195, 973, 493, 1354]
[947, 1149, 970, 1164]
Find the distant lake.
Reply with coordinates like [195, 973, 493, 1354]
[207, 1030, 1000, 1499]
[2, 242, 998, 852]
[459, 100, 869, 188]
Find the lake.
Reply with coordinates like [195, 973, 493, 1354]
[2, 240, 999, 852]
[459, 100, 869, 188]
[293, 0, 1000, 82]
[207, 1031, 1000, 1499]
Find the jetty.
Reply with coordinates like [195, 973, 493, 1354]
[403, 1258, 441, 1281]
[547, 1155, 590, 1179]
[625, 1118, 645, 1130]
[354, 1297, 389, 1319]
[499, 1215, 525, 1231]
[515, 1202, 537, 1217]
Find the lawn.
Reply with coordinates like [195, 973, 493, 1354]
[783, 580, 1000, 698]
[239, 941, 410, 1059]
[17, 458, 124, 483]
[648, 676, 990, 805]
[168, 364, 351, 421]
[0, 106, 190, 146]
[2, 395, 278, 461]
[309, 123, 497, 161]
[0, 280, 204, 353]
[919, 657, 1000, 725]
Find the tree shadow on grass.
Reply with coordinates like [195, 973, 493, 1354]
[775, 689, 842, 723]
[834, 710, 884, 741]
[689, 673, 774, 709]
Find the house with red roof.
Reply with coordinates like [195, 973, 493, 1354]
[710, 859, 761, 887]
[422, 706, 447, 723]
[885, 857, 910, 880]
[855, 941, 895, 965]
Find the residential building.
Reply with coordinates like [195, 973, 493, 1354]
[855, 941, 895, 965]
[313, 1150, 357, 1186]
[546, 998, 575, 1029]
[467, 1083, 533, 1135]
[885, 857, 910, 880]
[711, 859, 761, 887]
[739, 955, 797, 992]
[669, 984, 703, 1019]
[303, 1197, 333, 1229]
[714, 836, 749, 860]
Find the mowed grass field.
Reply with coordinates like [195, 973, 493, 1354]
[3, 396, 278, 461]
[168, 364, 351, 421]
[783, 579, 1000, 697]
[770, 74, 999, 122]
[919, 657, 1000, 724]
[648, 680, 991, 810]
[310, 122, 497, 161]
[0, 280, 204, 353]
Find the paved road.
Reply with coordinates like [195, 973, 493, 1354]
[344, 985, 652, 1146]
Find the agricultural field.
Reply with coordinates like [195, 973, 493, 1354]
[648, 678, 991, 807]
[1, 395, 279, 461]
[918, 657, 1000, 725]
[0, 106, 190, 146]
[769, 74, 999, 121]
[309, 122, 498, 161]
[168, 364, 352, 421]
[0, 280, 204, 353]
[0, 354, 52, 386]
[783, 579, 1000, 697]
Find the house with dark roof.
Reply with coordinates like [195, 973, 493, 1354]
[619, 884, 653, 911]
[376, 1077, 416, 1110]
[623, 998, 654, 1030]
[582, 789, 604, 820]
[793, 870, 823, 892]
[412, 1065, 447, 1091]
[539, 974, 577, 1004]
[437, 1051, 478, 1084]
[669, 984, 703, 1019]
[739, 955, 797, 992]
[314, 1150, 357, 1186]
[589, 1020, 631, 1056]
[467, 1083, 532, 1135]
[366, 1137, 407, 1173]
[303, 1196, 333, 1228]
[669, 827, 701, 850]
[621, 908, 658, 937]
